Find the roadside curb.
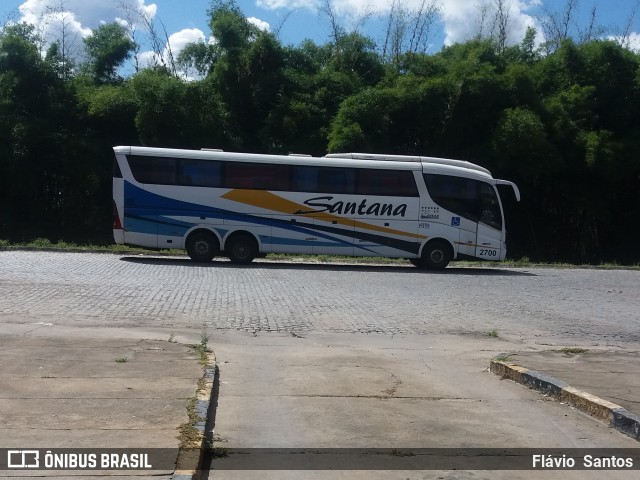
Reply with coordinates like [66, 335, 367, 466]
[490, 358, 640, 443]
[172, 350, 218, 480]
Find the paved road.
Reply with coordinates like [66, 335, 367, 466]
[1, 251, 638, 347]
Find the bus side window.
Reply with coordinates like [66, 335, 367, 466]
[225, 163, 254, 189]
[128, 156, 176, 185]
[178, 160, 222, 187]
[317, 167, 355, 194]
[292, 166, 319, 192]
[356, 169, 418, 197]
[258, 164, 291, 191]
[224, 163, 291, 190]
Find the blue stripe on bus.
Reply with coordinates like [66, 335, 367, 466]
[123, 182, 418, 255]
[124, 182, 354, 244]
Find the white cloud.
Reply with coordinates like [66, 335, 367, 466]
[137, 49, 156, 68]
[257, 0, 430, 15]
[41, 10, 92, 41]
[19, 0, 157, 29]
[17, 0, 158, 57]
[139, 27, 205, 68]
[331, 0, 402, 16]
[257, 0, 319, 11]
[608, 32, 640, 52]
[247, 16, 271, 32]
[257, 0, 543, 48]
[626, 32, 640, 51]
[167, 27, 206, 54]
[440, 0, 539, 46]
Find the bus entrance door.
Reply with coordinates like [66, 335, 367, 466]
[456, 216, 477, 258]
[475, 183, 503, 260]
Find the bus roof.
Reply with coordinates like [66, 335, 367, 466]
[326, 153, 491, 175]
[113, 146, 493, 178]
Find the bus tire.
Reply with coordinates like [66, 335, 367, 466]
[226, 233, 258, 264]
[186, 231, 219, 262]
[422, 241, 452, 270]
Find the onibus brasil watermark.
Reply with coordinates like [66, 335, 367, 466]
[3, 449, 178, 470]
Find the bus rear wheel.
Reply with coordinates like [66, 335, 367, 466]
[227, 233, 258, 264]
[410, 258, 426, 268]
[186, 231, 218, 262]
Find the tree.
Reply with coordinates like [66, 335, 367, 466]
[492, 107, 557, 177]
[38, 0, 83, 81]
[263, 42, 362, 155]
[0, 23, 108, 242]
[329, 32, 384, 86]
[327, 78, 456, 155]
[83, 22, 135, 84]
[208, 0, 256, 56]
[176, 40, 218, 78]
[502, 26, 540, 64]
[131, 68, 228, 148]
[382, 0, 440, 69]
[206, 0, 288, 150]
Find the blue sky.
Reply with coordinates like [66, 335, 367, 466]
[2, 0, 639, 67]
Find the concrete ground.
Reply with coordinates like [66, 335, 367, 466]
[204, 330, 640, 480]
[0, 324, 204, 479]
[1, 325, 639, 479]
[501, 349, 640, 414]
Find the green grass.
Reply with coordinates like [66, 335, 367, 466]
[178, 395, 206, 449]
[493, 353, 512, 362]
[115, 356, 128, 363]
[189, 327, 212, 367]
[265, 252, 408, 265]
[2, 239, 639, 269]
[559, 347, 588, 354]
[0, 238, 180, 255]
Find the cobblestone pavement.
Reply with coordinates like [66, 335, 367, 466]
[1, 251, 639, 347]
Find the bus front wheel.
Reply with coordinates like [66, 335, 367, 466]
[227, 233, 258, 264]
[420, 241, 452, 270]
[186, 231, 219, 262]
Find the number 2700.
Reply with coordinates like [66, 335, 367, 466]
[479, 249, 497, 257]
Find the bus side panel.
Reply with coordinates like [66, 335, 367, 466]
[267, 214, 315, 254]
[122, 208, 158, 249]
[122, 182, 193, 250]
[311, 218, 354, 256]
[352, 218, 420, 258]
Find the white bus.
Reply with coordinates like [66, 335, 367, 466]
[112, 146, 520, 269]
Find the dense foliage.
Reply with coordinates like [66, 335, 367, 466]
[1, 1, 639, 263]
